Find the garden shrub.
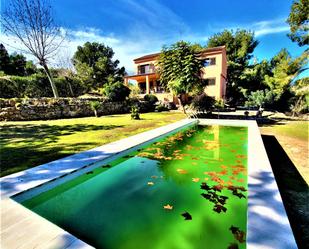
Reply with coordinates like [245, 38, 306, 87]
[102, 82, 131, 102]
[131, 105, 140, 120]
[89, 100, 101, 117]
[155, 104, 169, 112]
[144, 94, 158, 104]
[191, 93, 215, 112]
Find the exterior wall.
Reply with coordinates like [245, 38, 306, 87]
[201, 53, 225, 100]
[0, 98, 155, 121]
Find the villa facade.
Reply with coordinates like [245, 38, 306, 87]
[124, 46, 227, 103]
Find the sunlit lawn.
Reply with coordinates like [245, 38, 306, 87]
[0, 112, 186, 177]
[259, 120, 308, 183]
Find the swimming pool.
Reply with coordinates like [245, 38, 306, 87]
[15, 124, 248, 249]
[0, 119, 297, 249]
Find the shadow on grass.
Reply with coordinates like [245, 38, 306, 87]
[262, 135, 309, 249]
[0, 124, 123, 176]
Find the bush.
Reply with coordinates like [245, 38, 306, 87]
[0, 77, 18, 98]
[131, 105, 140, 120]
[102, 82, 131, 102]
[155, 104, 169, 112]
[191, 93, 215, 112]
[144, 94, 158, 104]
[55, 77, 86, 97]
[89, 101, 101, 117]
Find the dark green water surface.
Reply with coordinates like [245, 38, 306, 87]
[22, 125, 248, 249]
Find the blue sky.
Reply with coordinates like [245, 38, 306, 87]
[1, 0, 306, 73]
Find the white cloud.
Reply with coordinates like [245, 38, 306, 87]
[212, 18, 290, 37]
[252, 19, 290, 37]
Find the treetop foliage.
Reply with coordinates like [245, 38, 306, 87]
[73, 42, 126, 91]
[157, 41, 204, 96]
[287, 0, 309, 46]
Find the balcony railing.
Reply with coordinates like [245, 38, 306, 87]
[137, 65, 156, 75]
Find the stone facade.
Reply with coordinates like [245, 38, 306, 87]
[0, 98, 153, 121]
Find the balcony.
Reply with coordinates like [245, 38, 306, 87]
[137, 64, 156, 75]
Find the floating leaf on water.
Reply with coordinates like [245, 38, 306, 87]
[147, 182, 154, 186]
[212, 185, 224, 191]
[218, 196, 228, 205]
[227, 243, 239, 249]
[204, 177, 209, 181]
[229, 226, 246, 243]
[181, 212, 192, 220]
[163, 204, 173, 210]
[192, 178, 200, 182]
[176, 169, 188, 174]
[213, 204, 227, 213]
[191, 157, 199, 160]
[201, 193, 211, 200]
[151, 175, 158, 179]
[201, 182, 211, 190]
[218, 169, 228, 175]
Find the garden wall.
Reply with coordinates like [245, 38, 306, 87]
[0, 98, 153, 121]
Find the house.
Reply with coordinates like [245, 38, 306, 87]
[124, 46, 227, 103]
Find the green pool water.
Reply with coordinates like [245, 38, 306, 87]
[21, 125, 248, 249]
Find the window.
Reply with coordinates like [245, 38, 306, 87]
[138, 64, 155, 74]
[204, 57, 216, 66]
[203, 78, 216, 86]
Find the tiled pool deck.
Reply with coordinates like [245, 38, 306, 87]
[0, 119, 297, 249]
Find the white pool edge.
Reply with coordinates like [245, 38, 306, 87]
[0, 118, 297, 249]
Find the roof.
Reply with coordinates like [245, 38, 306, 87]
[133, 46, 226, 62]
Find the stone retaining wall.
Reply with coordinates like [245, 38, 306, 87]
[0, 98, 153, 121]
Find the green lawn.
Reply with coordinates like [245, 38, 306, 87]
[264, 121, 308, 141]
[259, 120, 308, 183]
[0, 112, 186, 177]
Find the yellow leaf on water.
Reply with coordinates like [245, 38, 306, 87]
[151, 175, 158, 179]
[192, 178, 200, 182]
[163, 204, 173, 210]
[204, 177, 209, 181]
[177, 169, 188, 174]
[147, 182, 154, 186]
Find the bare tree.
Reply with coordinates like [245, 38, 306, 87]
[1, 0, 65, 98]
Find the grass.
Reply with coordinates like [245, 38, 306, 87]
[0, 112, 186, 177]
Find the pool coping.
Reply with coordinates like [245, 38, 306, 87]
[0, 118, 297, 249]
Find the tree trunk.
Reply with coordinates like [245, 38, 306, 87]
[177, 94, 187, 115]
[42, 63, 59, 98]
